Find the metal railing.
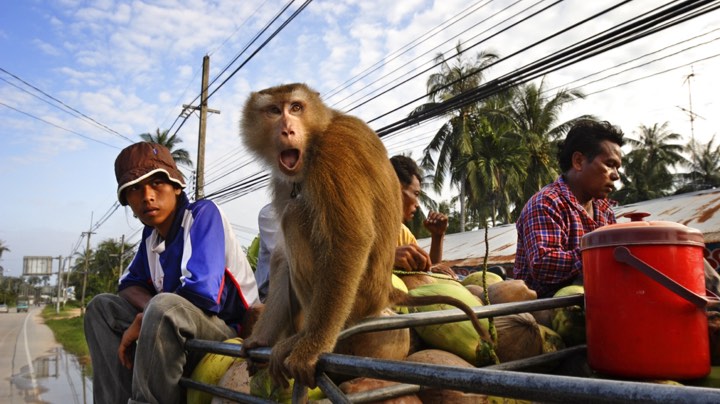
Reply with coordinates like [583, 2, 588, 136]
[181, 295, 720, 403]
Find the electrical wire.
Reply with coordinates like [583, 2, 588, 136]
[0, 67, 133, 143]
[333, 0, 552, 112]
[324, 0, 504, 102]
[545, 27, 720, 94]
[0, 101, 121, 149]
[583, 51, 720, 98]
[167, 0, 311, 139]
[372, 0, 716, 136]
[206, 0, 720, 205]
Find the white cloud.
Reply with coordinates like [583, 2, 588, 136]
[1, 0, 720, 277]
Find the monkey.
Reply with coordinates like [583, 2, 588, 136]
[238, 83, 492, 389]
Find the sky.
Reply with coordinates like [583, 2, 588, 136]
[1, 0, 719, 279]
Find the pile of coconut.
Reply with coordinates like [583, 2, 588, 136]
[189, 270, 720, 403]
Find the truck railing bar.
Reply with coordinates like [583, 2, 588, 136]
[184, 294, 720, 403]
[315, 373, 350, 404]
[313, 383, 421, 404]
[180, 378, 273, 403]
[337, 294, 584, 340]
[184, 295, 585, 360]
[484, 344, 586, 371]
[311, 345, 590, 404]
[182, 343, 591, 403]
[318, 353, 720, 403]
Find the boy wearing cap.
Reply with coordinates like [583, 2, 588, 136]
[84, 142, 259, 404]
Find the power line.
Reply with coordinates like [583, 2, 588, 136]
[167, 0, 312, 139]
[545, 26, 720, 94]
[582, 52, 720, 98]
[332, 0, 552, 112]
[206, 0, 720, 204]
[205, 0, 314, 103]
[167, 0, 299, 136]
[373, 0, 718, 136]
[0, 101, 121, 149]
[324, 0, 506, 102]
[0, 67, 134, 143]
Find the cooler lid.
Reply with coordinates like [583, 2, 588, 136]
[581, 212, 705, 249]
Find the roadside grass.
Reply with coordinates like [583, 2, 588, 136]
[41, 301, 91, 371]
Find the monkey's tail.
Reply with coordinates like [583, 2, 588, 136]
[390, 288, 493, 345]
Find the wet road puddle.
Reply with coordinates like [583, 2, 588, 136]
[5, 347, 91, 404]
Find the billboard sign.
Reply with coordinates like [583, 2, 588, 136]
[23, 256, 54, 276]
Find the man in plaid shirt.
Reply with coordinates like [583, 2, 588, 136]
[513, 120, 624, 298]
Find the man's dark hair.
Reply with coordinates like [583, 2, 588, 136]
[390, 155, 422, 186]
[557, 119, 625, 172]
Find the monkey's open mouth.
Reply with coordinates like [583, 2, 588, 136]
[280, 149, 300, 170]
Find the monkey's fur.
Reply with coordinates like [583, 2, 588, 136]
[239, 83, 491, 388]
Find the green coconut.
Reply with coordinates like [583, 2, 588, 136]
[409, 283, 493, 366]
[551, 285, 586, 346]
[461, 270, 504, 287]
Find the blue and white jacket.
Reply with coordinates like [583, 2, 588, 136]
[119, 192, 259, 332]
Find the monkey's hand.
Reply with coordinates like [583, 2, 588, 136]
[267, 334, 303, 389]
[239, 334, 270, 376]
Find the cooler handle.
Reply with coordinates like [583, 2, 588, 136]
[613, 246, 707, 308]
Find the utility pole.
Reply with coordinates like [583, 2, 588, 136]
[64, 256, 71, 306]
[118, 234, 125, 283]
[55, 255, 63, 314]
[684, 66, 696, 143]
[677, 67, 706, 173]
[80, 215, 95, 316]
[182, 55, 220, 201]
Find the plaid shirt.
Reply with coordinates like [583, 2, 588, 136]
[513, 176, 616, 298]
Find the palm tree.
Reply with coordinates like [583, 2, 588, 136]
[460, 115, 526, 226]
[418, 41, 499, 232]
[615, 122, 686, 204]
[501, 79, 593, 214]
[140, 128, 194, 169]
[0, 240, 9, 260]
[676, 135, 720, 193]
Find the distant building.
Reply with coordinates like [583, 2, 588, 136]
[418, 188, 720, 276]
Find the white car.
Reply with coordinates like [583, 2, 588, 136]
[0, 304, 8, 313]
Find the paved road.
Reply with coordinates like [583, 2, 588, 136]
[0, 305, 91, 404]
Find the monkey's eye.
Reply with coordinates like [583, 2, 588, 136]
[266, 105, 282, 115]
[290, 102, 303, 114]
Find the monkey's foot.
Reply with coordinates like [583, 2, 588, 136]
[268, 334, 299, 388]
[283, 342, 322, 389]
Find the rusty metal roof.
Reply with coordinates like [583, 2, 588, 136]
[417, 187, 720, 267]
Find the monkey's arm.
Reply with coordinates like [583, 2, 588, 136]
[241, 245, 295, 351]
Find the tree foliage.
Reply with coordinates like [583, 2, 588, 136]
[614, 122, 686, 204]
[140, 128, 194, 169]
[68, 238, 135, 303]
[676, 135, 720, 193]
[419, 41, 499, 232]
